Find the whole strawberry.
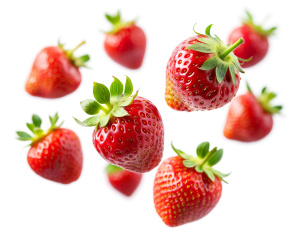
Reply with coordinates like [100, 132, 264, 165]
[154, 142, 228, 227]
[224, 83, 282, 142]
[25, 41, 89, 98]
[228, 11, 276, 68]
[104, 11, 146, 69]
[17, 113, 83, 184]
[74, 76, 164, 173]
[106, 164, 142, 196]
[166, 24, 249, 111]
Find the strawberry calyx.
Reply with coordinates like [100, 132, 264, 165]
[247, 82, 282, 114]
[16, 113, 63, 145]
[171, 142, 229, 183]
[58, 41, 90, 68]
[74, 76, 138, 129]
[105, 11, 135, 34]
[243, 11, 276, 37]
[106, 164, 124, 175]
[186, 24, 251, 84]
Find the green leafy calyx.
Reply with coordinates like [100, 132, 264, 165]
[58, 41, 90, 68]
[171, 141, 229, 183]
[105, 11, 135, 34]
[16, 113, 63, 145]
[247, 82, 282, 114]
[74, 76, 138, 129]
[105, 164, 124, 175]
[186, 24, 250, 85]
[244, 11, 276, 37]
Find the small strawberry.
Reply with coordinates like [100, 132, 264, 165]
[154, 142, 228, 227]
[17, 113, 83, 184]
[106, 164, 142, 196]
[228, 11, 276, 68]
[166, 24, 249, 111]
[224, 83, 282, 142]
[104, 11, 146, 69]
[74, 76, 164, 173]
[25, 41, 90, 98]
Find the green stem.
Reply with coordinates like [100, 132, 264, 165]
[68, 41, 86, 55]
[219, 38, 244, 60]
[102, 104, 113, 114]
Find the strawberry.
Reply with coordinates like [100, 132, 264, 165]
[106, 164, 142, 196]
[228, 11, 276, 68]
[17, 113, 83, 184]
[154, 142, 228, 227]
[224, 83, 282, 142]
[74, 76, 164, 173]
[104, 11, 146, 69]
[166, 24, 249, 111]
[25, 41, 90, 98]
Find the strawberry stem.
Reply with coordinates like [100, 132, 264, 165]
[68, 41, 86, 55]
[219, 38, 244, 60]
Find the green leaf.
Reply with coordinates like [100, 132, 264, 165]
[186, 43, 213, 53]
[261, 87, 267, 94]
[78, 54, 90, 63]
[16, 131, 32, 141]
[27, 123, 36, 133]
[49, 113, 59, 127]
[196, 142, 209, 158]
[73, 115, 100, 127]
[203, 168, 215, 182]
[197, 38, 215, 45]
[32, 114, 42, 127]
[205, 24, 213, 38]
[195, 165, 203, 173]
[229, 64, 236, 85]
[119, 90, 139, 107]
[124, 76, 133, 98]
[207, 149, 223, 166]
[99, 114, 111, 128]
[199, 56, 218, 70]
[105, 11, 121, 25]
[171, 142, 192, 160]
[216, 62, 229, 84]
[183, 160, 196, 168]
[246, 82, 252, 93]
[105, 164, 123, 174]
[112, 107, 128, 117]
[211, 169, 230, 183]
[110, 77, 124, 101]
[233, 58, 245, 73]
[93, 82, 110, 104]
[80, 99, 102, 115]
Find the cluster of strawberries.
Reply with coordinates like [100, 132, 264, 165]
[17, 11, 281, 227]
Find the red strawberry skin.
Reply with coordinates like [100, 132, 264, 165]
[154, 156, 222, 227]
[107, 168, 142, 196]
[104, 24, 146, 69]
[166, 35, 240, 111]
[228, 25, 269, 68]
[27, 128, 83, 184]
[25, 47, 81, 98]
[224, 92, 273, 142]
[93, 96, 164, 173]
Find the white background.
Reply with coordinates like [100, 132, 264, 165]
[0, 0, 299, 239]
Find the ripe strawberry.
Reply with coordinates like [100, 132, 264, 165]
[228, 11, 276, 68]
[106, 164, 142, 196]
[224, 83, 282, 142]
[25, 41, 90, 98]
[17, 113, 83, 184]
[166, 24, 249, 111]
[154, 142, 228, 227]
[104, 11, 146, 69]
[74, 76, 164, 173]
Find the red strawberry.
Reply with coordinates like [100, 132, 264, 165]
[154, 142, 228, 227]
[228, 11, 276, 68]
[74, 76, 164, 173]
[224, 83, 282, 142]
[17, 113, 83, 184]
[106, 164, 142, 196]
[104, 11, 146, 69]
[25, 41, 90, 98]
[166, 24, 249, 111]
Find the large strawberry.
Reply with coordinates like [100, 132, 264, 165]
[228, 11, 276, 68]
[25, 41, 89, 98]
[104, 11, 146, 69]
[106, 164, 142, 196]
[224, 83, 282, 142]
[74, 76, 164, 173]
[154, 142, 228, 227]
[166, 24, 249, 111]
[17, 113, 83, 184]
